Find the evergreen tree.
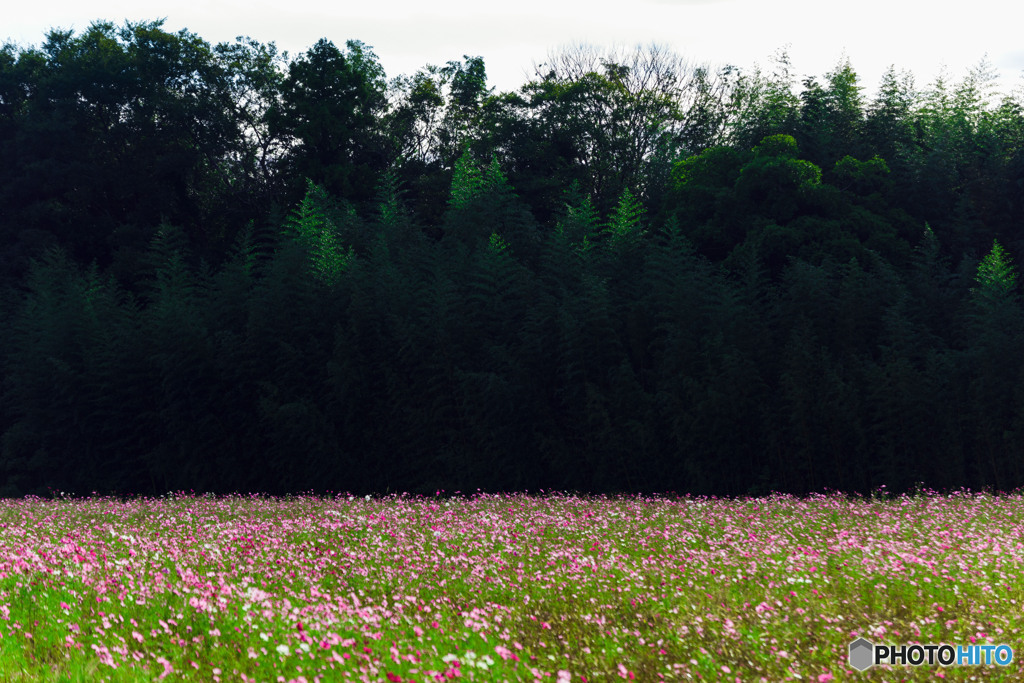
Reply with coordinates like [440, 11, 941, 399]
[726, 47, 800, 149]
[865, 66, 918, 173]
[284, 181, 355, 287]
[966, 240, 1024, 488]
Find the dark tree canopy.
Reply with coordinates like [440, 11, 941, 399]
[2, 22, 1024, 498]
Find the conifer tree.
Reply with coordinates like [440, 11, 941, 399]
[284, 180, 355, 287]
[604, 188, 646, 248]
[448, 146, 484, 211]
[967, 240, 1024, 487]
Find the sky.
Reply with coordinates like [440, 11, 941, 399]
[5, 0, 1024, 101]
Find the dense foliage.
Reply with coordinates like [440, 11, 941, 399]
[2, 21, 1024, 497]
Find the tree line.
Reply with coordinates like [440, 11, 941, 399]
[1, 21, 1023, 497]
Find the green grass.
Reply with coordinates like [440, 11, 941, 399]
[0, 490, 1022, 681]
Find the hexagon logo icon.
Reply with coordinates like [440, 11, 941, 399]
[849, 638, 874, 671]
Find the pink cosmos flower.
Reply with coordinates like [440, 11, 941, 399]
[156, 656, 173, 680]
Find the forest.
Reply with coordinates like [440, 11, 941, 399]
[1, 20, 1023, 498]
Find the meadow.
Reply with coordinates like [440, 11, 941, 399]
[0, 489, 1021, 681]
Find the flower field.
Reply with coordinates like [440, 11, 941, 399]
[1, 490, 1022, 681]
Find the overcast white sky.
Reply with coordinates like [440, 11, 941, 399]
[5, 0, 1024, 100]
